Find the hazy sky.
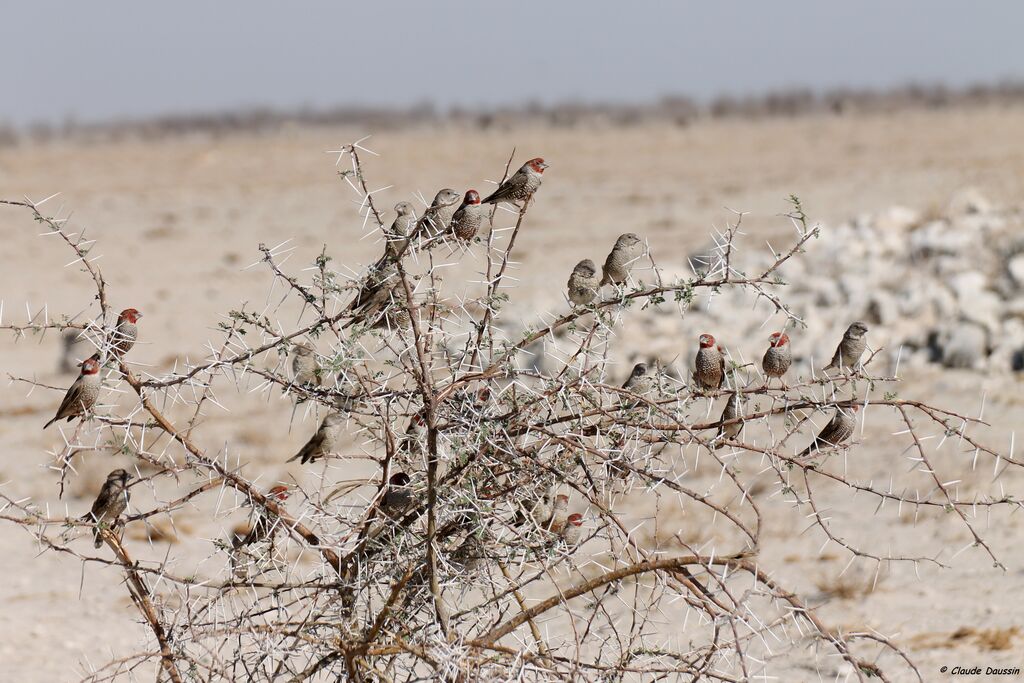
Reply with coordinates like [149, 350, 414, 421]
[4, 2, 1022, 126]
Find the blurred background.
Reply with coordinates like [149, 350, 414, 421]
[2, 3, 1024, 680]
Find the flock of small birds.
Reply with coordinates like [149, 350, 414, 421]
[44, 156, 871, 553]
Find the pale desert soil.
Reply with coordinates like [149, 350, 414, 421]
[1, 106, 1023, 681]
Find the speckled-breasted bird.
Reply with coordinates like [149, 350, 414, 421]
[482, 157, 548, 205]
[450, 190, 487, 241]
[714, 392, 744, 449]
[386, 201, 416, 260]
[381, 472, 413, 518]
[796, 404, 860, 459]
[234, 485, 290, 548]
[567, 259, 600, 306]
[291, 342, 322, 388]
[600, 233, 644, 286]
[111, 308, 142, 360]
[622, 362, 655, 397]
[561, 513, 583, 545]
[416, 188, 462, 239]
[44, 355, 102, 429]
[762, 332, 792, 387]
[289, 411, 346, 464]
[824, 322, 869, 373]
[693, 334, 726, 391]
[83, 469, 132, 548]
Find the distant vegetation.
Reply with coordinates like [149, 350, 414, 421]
[4, 80, 1024, 146]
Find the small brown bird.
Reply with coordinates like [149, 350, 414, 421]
[385, 201, 416, 260]
[561, 513, 584, 545]
[110, 308, 142, 360]
[234, 485, 291, 548]
[762, 332, 792, 388]
[83, 469, 132, 548]
[567, 258, 600, 306]
[714, 392, 744, 449]
[482, 157, 548, 205]
[450, 190, 487, 241]
[622, 362, 655, 397]
[289, 411, 346, 464]
[380, 472, 414, 518]
[600, 233, 644, 286]
[546, 494, 570, 533]
[345, 263, 400, 315]
[824, 322, 869, 373]
[693, 334, 726, 392]
[44, 355, 102, 429]
[521, 489, 553, 529]
[291, 342, 322, 388]
[796, 404, 860, 459]
[416, 188, 462, 239]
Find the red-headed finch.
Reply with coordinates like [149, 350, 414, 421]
[44, 354, 102, 429]
[234, 485, 291, 548]
[762, 332, 792, 387]
[546, 494, 570, 533]
[561, 513, 583, 545]
[450, 189, 487, 241]
[693, 334, 726, 392]
[482, 157, 548, 205]
[111, 308, 142, 359]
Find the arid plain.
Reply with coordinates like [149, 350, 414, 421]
[2, 105, 1024, 680]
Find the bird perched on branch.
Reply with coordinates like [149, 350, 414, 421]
[416, 188, 461, 239]
[345, 263, 400, 316]
[291, 342, 322, 388]
[110, 308, 142, 360]
[621, 362, 656, 399]
[385, 201, 416, 260]
[561, 513, 583, 546]
[44, 354, 102, 429]
[289, 411, 346, 464]
[380, 472, 414, 518]
[83, 469, 132, 548]
[600, 233, 643, 286]
[518, 489, 553, 529]
[796, 405, 860, 460]
[233, 485, 291, 549]
[567, 258, 600, 306]
[482, 157, 548, 206]
[824, 322, 869, 373]
[693, 334, 726, 392]
[450, 190, 487, 241]
[714, 392, 744, 449]
[546, 494, 570, 533]
[762, 332, 792, 388]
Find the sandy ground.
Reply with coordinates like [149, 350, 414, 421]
[1, 106, 1024, 681]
